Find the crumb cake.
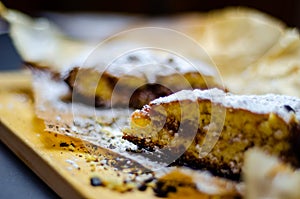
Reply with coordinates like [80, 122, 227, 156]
[123, 88, 300, 179]
[65, 50, 221, 109]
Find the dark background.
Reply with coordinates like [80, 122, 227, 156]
[2, 0, 300, 29]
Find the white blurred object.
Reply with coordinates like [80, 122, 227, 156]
[0, 3, 95, 72]
[244, 148, 300, 199]
[43, 12, 142, 41]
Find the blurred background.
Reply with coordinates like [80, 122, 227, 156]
[0, 1, 299, 198]
[1, 0, 300, 71]
[2, 0, 300, 28]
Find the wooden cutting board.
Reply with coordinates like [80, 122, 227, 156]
[0, 71, 159, 199]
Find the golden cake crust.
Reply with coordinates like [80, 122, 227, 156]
[123, 89, 300, 179]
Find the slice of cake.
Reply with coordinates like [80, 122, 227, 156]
[65, 49, 222, 109]
[123, 88, 300, 179]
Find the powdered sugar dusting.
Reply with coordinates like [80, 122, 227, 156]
[66, 159, 80, 170]
[151, 88, 300, 123]
[84, 48, 216, 83]
[32, 70, 170, 172]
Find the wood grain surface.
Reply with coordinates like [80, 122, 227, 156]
[0, 71, 158, 199]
